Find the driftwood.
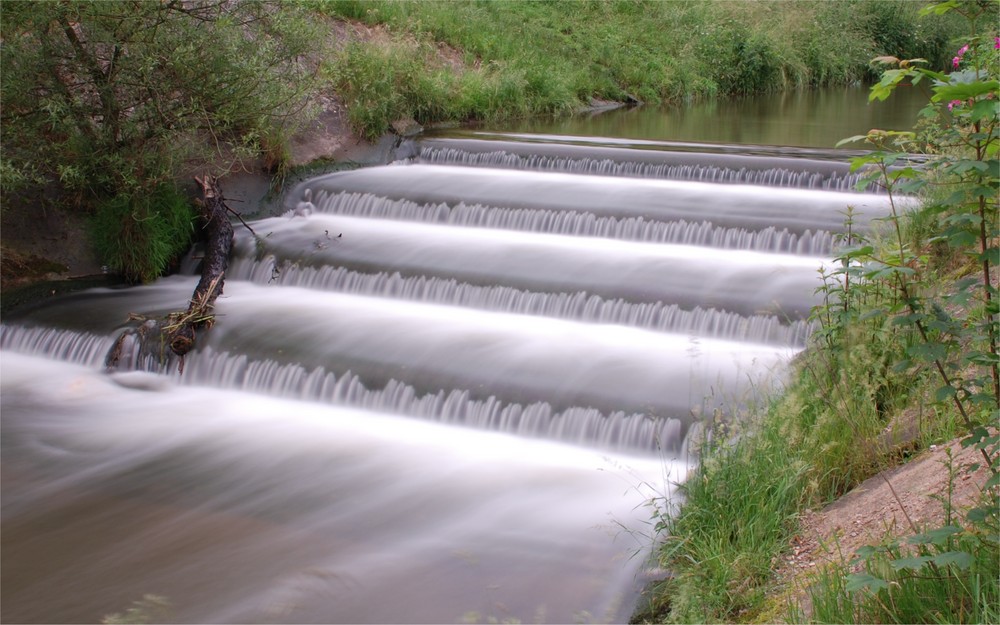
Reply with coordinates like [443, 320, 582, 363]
[168, 175, 233, 357]
[105, 174, 233, 372]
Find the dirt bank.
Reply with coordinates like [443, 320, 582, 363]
[770, 436, 993, 620]
[0, 91, 388, 311]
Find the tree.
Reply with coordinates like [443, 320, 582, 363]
[0, 0, 323, 281]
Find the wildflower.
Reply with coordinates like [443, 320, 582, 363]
[953, 44, 971, 69]
[995, 37, 999, 49]
[948, 99, 962, 111]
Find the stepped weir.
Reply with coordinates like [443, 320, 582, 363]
[1, 128, 906, 623]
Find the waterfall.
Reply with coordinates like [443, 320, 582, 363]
[228, 258, 817, 346]
[412, 145, 870, 190]
[1, 126, 897, 624]
[395, 134, 881, 190]
[300, 190, 837, 255]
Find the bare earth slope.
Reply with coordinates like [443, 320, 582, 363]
[774, 437, 992, 619]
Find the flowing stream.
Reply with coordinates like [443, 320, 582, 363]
[1, 86, 921, 623]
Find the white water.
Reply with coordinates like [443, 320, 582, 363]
[3, 352, 683, 623]
[227, 259, 817, 346]
[301, 190, 837, 255]
[1, 130, 896, 623]
[295, 164, 908, 233]
[406, 136, 869, 190]
[234, 213, 830, 320]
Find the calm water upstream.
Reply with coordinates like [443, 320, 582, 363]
[1, 86, 924, 624]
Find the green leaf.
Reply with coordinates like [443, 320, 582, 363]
[887, 166, 921, 180]
[986, 472, 1000, 490]
[935, 384, 958, 402]
[968, 351, 1000, 366]
[970, 99, 1000, 123]
[942, 212, 982, 227]
[932, 80, 1000, 103]
[845, 573, 891, 593]
[854, 545, 880, 560]
[919, 0, 960, 16]
[860, 308, 887, 321]
[931, 551, 973, 570]
[947, 230, 979, 248]
[913, 67, 949, 83]
[897, 178, 928, 194]
[870, 70, 912, 102]
[945, 160, 990, 176]
[968, 506, 997, 523]
[962, 426, 991, 448]
[954, 276, 980, 292]
[907, 525, 961, 546]
[837, 135, 869, 148]
[848, 154, 882, 172]
[910, 343, 949, 363]
[891, 555, 933, 571]
[841, 245, 875, 259]
[974, 247, 1000, 263]
[868, 265, 916, 281]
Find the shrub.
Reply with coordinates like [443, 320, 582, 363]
[90, 184, 194, 284]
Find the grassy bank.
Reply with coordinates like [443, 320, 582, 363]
[638, 3, 1000, 621]
[313, 0, 962, 139]
[0, 0, 964, 281]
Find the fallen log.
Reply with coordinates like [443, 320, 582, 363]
[167, 175, 233, 358]
[105, 174, 233, 372]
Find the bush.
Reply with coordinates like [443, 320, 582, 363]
[1, 1, 321, 279]
[89, 184, 195, 283]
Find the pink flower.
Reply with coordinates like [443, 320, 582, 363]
[953, 44, 971, 69]
[948, 99, 962, 111]
[995, 37, 999, 49]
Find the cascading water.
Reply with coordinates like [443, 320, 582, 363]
[2, 127, 903, 623]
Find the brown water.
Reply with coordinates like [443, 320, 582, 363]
[483, 84, 928, 149]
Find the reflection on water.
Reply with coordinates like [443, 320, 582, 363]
[482, 85, 929, 149]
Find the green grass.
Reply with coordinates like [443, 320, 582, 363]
[650, 412, 809, 622]
[89, 184, 195, 283]
[309, 0, 963, 140]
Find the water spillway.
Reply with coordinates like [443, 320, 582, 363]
[1, 129, 895, 624]
[296, 163, 901, 235]
[403, 134, 873, 190]
[232, 214, 827, 319]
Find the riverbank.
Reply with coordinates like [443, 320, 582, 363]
[1, 0, 962, 299]
[0, 89, 385, 313]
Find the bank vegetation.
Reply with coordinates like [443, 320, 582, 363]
[2, 0, 963, 282]
[637, 1, 998, 623]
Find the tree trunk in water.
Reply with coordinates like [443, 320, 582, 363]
[168, 175, 234, 357]
[105, 174, 233, 371]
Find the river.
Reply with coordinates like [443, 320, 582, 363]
[1, 85, 924, 624]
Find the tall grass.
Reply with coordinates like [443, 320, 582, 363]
[650, 411, 809, 622]
[89, 184, 195, 283]
[310, 0, 963, 139]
